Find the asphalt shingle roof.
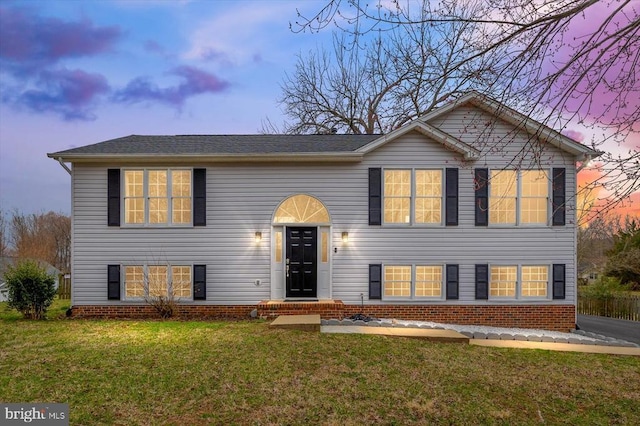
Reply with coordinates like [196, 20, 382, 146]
[49, 134, 382, 156]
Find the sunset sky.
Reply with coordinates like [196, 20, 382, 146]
[0, 0, 637, 219]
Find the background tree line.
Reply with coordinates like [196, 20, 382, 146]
[0, 210, 70, 274]
[578, 214, 640, 290]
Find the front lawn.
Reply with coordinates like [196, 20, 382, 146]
[1, 302, 639, 425]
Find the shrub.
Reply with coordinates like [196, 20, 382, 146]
[3, 260, 57, 319]
[144, 292, 177, 319]
[579, 276, 629, 299]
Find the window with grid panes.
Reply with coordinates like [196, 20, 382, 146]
[521, 266, 548, 297]
[384, 169, 442, 224]
[123, 169, 192, 225]
[383, 265, 412, 297]
[489, 170, 548, 225]
[490, 266, 517, 297]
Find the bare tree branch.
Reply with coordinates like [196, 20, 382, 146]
[286, 0, 639, 219]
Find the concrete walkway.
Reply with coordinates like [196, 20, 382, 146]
[322, 325, 469, 343]
[470, 339, 640, 356]
[321, 323, 640, 356]
[270, 315, 640, 356]
[321, 318, 640, 356]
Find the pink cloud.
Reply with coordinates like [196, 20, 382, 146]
[562, 129, 585, 143]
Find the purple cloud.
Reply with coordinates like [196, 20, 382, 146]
[13, 68, 110, 121]
[144, 40, 166, 55]
[113, 66, 229, 107]
[0, 6, 121, 74]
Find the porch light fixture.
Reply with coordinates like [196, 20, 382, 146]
[255, 231, 262, 243]
[342, 232, 349, 243]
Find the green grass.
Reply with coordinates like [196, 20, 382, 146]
[1, 302, 639, 425]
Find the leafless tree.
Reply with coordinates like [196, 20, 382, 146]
[0, 210, 9, 257]
[139, 264, 191, 319]
[287, 0, 639, 218]
[9, 211, 71, 273]
[577, 214, 624, 278]
[269, 2, 508, 134]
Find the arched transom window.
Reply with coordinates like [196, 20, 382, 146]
[273, 194, 330, 224]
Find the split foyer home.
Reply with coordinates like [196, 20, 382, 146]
[48, 92, 600, 331]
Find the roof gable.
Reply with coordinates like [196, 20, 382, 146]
[356, 120, 480, 160]
[419, 91, 601, 159]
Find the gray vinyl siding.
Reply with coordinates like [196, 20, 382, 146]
[70, 106, 578, 306]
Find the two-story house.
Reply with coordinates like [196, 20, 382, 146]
[48, 92, 600, 331]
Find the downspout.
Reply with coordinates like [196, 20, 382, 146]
[57, 157, 72, 175]
[55, 156, 73, 310]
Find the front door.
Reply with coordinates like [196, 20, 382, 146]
[286, 227, 317, 298]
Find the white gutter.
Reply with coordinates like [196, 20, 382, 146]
[56, 157, 72, 175]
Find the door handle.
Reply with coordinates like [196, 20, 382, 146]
[286, 258, 290, 277]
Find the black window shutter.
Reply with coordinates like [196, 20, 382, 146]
[552, 168, 566, 226]
[369, 264, 382, 299]
[107, 265, 121, 300]
[107, 169, 120, 226]
[445, 168, 459, 226]
[475, 168, 489, 226]
[446, 264, 459, 300]
[475, 264, 489, 299]
[193, 168, 206, 226]
[193, 264, 206, 300]
[553, 264, 566, 299]
[369, 168, 382, 225]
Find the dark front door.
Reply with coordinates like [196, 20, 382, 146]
[286, 227, 317, 298]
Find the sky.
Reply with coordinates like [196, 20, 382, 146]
[0, 0, 638, 219]
[0, 0, 333, 214]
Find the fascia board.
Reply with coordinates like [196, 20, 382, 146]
[46, 152, 365, 164]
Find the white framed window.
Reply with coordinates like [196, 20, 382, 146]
[383, 169, 443, 225]
[489, 265, 549, 299]
[123, 169, 192, 225]
[384, 265, 412, 297]
[489, 170, 549, 225]
[124, 265, 192, 300]
[415, 266, 443, 297]
[489, 266, 517, 297]
[383, 265, 444, 299]
[521, 266, 548, 297]
[125, 266, 144, 298]
[415, 170, 442, 224]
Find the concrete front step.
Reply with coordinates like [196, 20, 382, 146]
[269, 314, 321, 332]
[321, 325, 470, 343]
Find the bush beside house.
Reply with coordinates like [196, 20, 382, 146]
[3, 260, 58, 319]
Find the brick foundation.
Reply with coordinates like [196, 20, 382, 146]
[71, 302, 576, 331]
[340, 304, 576, 332]
[70, 304, 255, 319]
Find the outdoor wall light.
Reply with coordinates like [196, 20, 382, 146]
[255, 231, 262, 243]
[342, 232, 349, 243]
